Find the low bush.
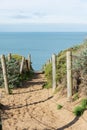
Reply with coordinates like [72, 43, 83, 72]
[73, 98, 87, 116]
[56, 51, 66, 84]
[45, 63, 52, 81]
[42, 82, 52, 89]
[57, 104, 63, 110]
[73, 106, 84, 116]
[0, 56, 33, 89]
[73, 93, 79, 101]
[19, 70, 34, 81]
[81, 98, 87, 109]
[44, 63, 52, 89]
[73, 44, 87, 94]
[0, 58, 20, 88]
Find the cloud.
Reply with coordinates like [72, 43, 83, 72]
[0, 0, 87, 24]
[12, 14, 31, 19]
[14, 12, 46, 19]
[33, 12, 46, 17]
[0, 9, 47, 23]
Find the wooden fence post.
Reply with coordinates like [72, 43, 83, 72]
[66, 51, 73, 101]
[28, 54, 31, 70]
[1, 55, 9, 94]
[52, 54, 56, 92]
[20, 57, 25, 74]
[25, 60, 29, 71]
[8, 53, 11, 61]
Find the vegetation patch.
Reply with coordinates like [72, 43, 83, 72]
[57, 104, 63, 110]
[19, 70, 34, 82]
[73, 93, 79, 101]
[0, 58, 20, 88]
[56, 51, 66, 84]
[53, 87, 62, 94]
[0, 55, 34, 89]
[42, 82, 52, 89]
[44, 41, 87, 98]
[44, 63, 52, 89]
[12, 54, 22, 61]
[73, 98, 87, 116]
[81, 98, 87, 109]
[73, 106, 84, 116]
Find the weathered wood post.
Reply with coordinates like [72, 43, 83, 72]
[1, 55, 9, 94]
[8, 53, 11, 61]
[20, 56, 25, 74]
[25, 60, 29, 71]
[52, 54, 56, 92]
[66, 51, 73, 101]
[28, 54, 31, 70]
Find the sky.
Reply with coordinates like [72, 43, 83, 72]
[0, 0, 87, 32]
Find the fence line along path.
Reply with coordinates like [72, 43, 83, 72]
[0, 53, 32, 95]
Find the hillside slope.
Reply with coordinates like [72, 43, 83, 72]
[44, 41, 87, 96]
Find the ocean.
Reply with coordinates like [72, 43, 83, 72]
[0, 32, 87, 70]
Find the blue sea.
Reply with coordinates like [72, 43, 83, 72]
[0, 32, 87, 70]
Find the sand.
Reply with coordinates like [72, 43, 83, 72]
[0, 73, 87, 130]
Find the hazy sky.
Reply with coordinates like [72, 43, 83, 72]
[0, 0, 87, 31]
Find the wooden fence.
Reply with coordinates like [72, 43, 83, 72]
[1, 51, 73, 100]
[44, 51, 73, 101]
[0, 53, 31, 94]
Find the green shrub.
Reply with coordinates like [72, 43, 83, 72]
[57, 104, 63, 110]
[73, 45, 87, 95]
[42, 82, 52, 89]
[73, 106, 84, 116]
[9, 88, 13, 94]
[44, 63, 52, 89]
[0, 58, 20, 88]
[19, 70, 34, 81]
[45, 63, 52, 81]
[0, 57, 34, 88]
[7, 58, 20, 87]
[81, 99, 87, 109]
[44, 42, 87, 93]
[56, 54, 66, 83]
[73, 47, 87, 72]
[0, 53, 34, 90]
[73, 93, 79, 101]
[12, 54, 22, 61]
[73, 98, 87, 116]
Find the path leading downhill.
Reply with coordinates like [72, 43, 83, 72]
[0, 73, 87, 130]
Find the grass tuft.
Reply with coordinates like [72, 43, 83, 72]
[73, 98, 87, 116]
[57, 104, 63, 110]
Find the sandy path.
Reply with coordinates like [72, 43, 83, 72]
[0, 73, 87, 130]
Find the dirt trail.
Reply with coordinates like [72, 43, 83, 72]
[0, 73, 87, 130]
